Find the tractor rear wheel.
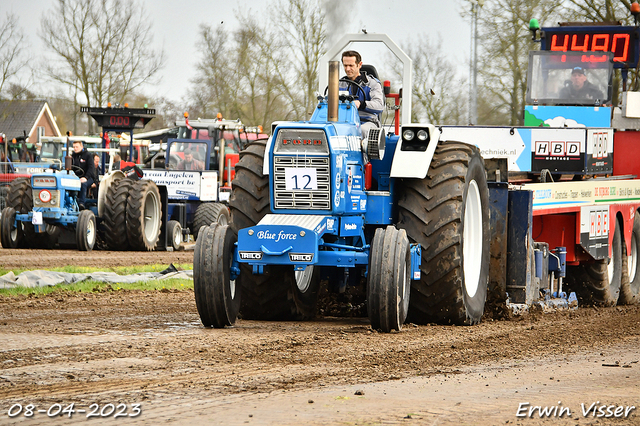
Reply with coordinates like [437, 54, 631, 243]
[103, 179, 133, 250]
[397, 141, 490, 325]
[567, 218, 623, 306]
[620, 213, 640, 305]
[6, 178, 36, 248]
[194, 224, 241, 327]
[193, 202, 230, 241]
[228, 139, 319, 320]
[368, 226, 411, 332]
[1, 207, 21, 248]
[126, 180, 161, 251]
[76, 210, 96, 251]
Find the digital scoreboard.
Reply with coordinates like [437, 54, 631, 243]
[541, 26, 640, 68]
[81, 106, 156, 130]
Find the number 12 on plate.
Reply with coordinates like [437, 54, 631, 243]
[285, 168, 318, 191]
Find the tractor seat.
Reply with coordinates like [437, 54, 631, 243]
[360, 64, 379, 81]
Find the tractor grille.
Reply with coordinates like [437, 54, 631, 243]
[273, 156, 331, 210]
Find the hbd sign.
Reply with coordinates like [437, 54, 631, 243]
[534, 141, 581, 157]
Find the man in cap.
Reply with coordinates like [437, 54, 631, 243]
[559, 67, 605, 101]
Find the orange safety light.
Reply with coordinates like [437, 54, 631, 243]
[184, 112, 189, 118]
[217, 113, 222, 120]
[107, 102, 112, 108]
[124, 103, 129, 108]
[258, 125, 263, 133]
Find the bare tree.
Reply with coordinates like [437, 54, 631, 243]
[0, 12, 29, 99]
[40, 0, 164, 131]
[462, 0, 563, 125]
[561, 0, 633, 23]
[398, 34, 467, 125]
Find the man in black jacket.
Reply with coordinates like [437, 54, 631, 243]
[71, 140, 95, 210]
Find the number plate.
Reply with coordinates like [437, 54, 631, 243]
[32, 212, 43, 225]
[285, 168, 318, 191]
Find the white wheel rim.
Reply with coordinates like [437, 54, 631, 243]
[295, 266, 314, 292]
[143, 190, 160, 242]
[463, 180, 483, 298]
[218, 213, 228, 226]
[629, 232, 638, 282]
[87, 218, 95, 246]
[173, 224, 182, 248]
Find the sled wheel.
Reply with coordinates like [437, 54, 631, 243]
[1, 207, 21, 249]
[76, 210, 96, 251]
[368, 226, 411, 332]
[397, 141, 490, 325]
[194, 224, 240, 328]
[167, 220, 182, 251]
[566, 217, 623, 306]
[621, 213, 640, 304]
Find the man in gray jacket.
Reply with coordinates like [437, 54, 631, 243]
[340, 50, 384, 138]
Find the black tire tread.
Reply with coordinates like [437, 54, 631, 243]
[193, 202, 230, 240]
[104, 179, 133, 250]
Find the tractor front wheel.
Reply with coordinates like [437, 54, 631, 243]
[194, 224, 241, 327]
[76, 210, 97, 251]
[367, 226, 411, 332]
[167, 220, 182, 251]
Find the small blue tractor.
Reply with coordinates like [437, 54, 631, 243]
[1, 165, 98, 251]
[193, 34, 491, 332]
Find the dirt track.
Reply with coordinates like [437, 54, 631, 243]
[0, 249, 639, 425]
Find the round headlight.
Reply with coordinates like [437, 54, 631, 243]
[402, 129, 415, 140]
[417, 130, 429, 141]
[39, 189, 51, 203]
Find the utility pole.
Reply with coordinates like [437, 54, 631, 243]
[469, 0, 483, 125]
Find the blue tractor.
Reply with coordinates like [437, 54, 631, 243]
[194, 34, 491, 332]
[1, 170, 97, 250]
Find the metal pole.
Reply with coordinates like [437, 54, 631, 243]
[469, 1, 481, 125]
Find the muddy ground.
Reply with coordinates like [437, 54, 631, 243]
[0, 249, 639, 425]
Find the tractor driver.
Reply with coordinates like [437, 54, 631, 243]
[559, 67, 604, 101]
[340, 50, 384, 138]
[177, 149, 204, 171]
[71, 140, 95, 210]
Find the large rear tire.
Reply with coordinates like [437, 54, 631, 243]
[229, 139, 318, 320]
[194, 224, 240, 328]
[397, 141, 490, 325]
[368, 226, 411, 332]
[76, 210, 96, 251]
[567, 218, 623, 306]
[1, 207, 21, 248]
[193, 202, 230, 241]
[6, 178, 36, 248]
[126, 180, 161, 251]
[103, 179, 133, 250]
[620, 213, 640, 305]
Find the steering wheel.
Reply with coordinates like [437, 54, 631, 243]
[324, 78, 366, 104]
[71, 165, 85, 178]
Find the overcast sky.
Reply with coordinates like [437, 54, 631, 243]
[3, 0, 471, 104]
